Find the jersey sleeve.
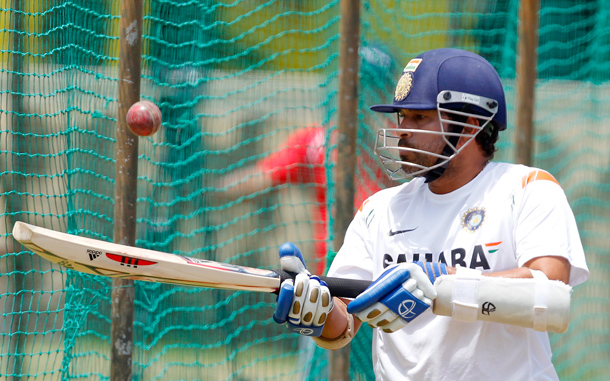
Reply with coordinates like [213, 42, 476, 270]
[514, 170, 589, 286]
[327, 197, 376, 282]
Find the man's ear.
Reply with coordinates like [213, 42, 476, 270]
[455, 117, 481, 149]
[464, 117, 480, 134]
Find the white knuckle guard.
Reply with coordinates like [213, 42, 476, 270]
[433, 275, 572, 333]
[403, 278, 417, 293]
[301, 278, 321, 326]
[411, 288, 425, 300]
[408, 264, 437, 299]
[289, 273, 311, 324]
[313, 285, 333, 326]
[289, 274, 333, 328]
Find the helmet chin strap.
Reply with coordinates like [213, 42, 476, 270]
[423, 125, 464, 183]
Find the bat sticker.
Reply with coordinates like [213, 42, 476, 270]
[87, 249, 102, 261]
[106, 253, 157, 268]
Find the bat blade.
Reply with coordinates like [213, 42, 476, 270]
[13, 221, 282, 293]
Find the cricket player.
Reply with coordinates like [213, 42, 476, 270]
[272, 48, 589, 380]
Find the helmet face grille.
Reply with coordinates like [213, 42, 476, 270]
[370, 48, 507, 131]
[373, 99, 495, 181]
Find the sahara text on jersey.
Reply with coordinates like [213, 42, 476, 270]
[382, 242, 503, 270]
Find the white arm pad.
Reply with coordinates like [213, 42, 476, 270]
[433, 275, 572, 333]
[451, 266, 483, 322]
[529, 269, 550, 331]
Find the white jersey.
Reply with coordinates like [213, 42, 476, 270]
[328, 162, 589, 380]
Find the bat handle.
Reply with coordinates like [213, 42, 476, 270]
[277, 270, 371, 299]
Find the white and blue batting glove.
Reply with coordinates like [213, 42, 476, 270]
[347, 262, 447, 333]
[417, 261, 448, 285]
[273, 242, 333, 337]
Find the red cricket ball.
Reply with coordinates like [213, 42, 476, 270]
[126, 101, 162, 137]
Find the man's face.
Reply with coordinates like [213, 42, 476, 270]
[394, 109, 447, 176]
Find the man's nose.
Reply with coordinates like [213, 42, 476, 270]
[397, 129, 412, 140]
[398, 133, 411, 147]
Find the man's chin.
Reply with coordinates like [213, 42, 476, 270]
[400, 165, 429, 178]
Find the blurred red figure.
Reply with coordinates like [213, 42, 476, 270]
[255, 126, 388, 273]
[219, 43, 399, 273]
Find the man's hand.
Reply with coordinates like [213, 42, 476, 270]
[347, 262, 446, 333]
[272, 242, 333, 337]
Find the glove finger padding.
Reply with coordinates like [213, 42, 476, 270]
[357, 303, 409, 332]
[299, 276, 332, 327]
[311, 278, 333, 326]
[288, 272, 310, 325]
[382, 318, 408, 333]
[292, 275, 333, 326]
[357, 304, 391, 325]
[348, 263, 438, 332]
[287, 274, 333, 335]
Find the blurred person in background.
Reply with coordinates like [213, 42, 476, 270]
[217, 43, 399, 274]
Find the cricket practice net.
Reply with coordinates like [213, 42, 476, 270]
[1, 0, 609, 380]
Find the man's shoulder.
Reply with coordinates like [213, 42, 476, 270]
[487, 162, 561, 190]
[487, 161, 525, 175]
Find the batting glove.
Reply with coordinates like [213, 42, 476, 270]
[416, 261, 448, 284]
[273, 242, 333, 337]
[347, 262, 445, 333]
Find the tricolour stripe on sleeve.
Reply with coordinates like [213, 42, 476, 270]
[358, 198, 370, 212]
[521, 170, 560, 189]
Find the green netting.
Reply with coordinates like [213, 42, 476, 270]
[1, 0, 609, 380]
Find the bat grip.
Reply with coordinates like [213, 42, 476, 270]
[277, 270, 371, 299]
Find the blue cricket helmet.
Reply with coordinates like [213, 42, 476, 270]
[370, 48, 506, 130]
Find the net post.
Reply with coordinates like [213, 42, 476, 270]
[112, 0, 143, 379]
[331, 0, 361, 379]
[9, 1, 26, 377]
[515, 0, 540, 166]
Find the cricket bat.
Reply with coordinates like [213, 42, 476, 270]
[12, 221, 572, 332]
[12, 221, 370, 298]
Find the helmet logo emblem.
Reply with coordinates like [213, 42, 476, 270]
[394, 72, 413, 101]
